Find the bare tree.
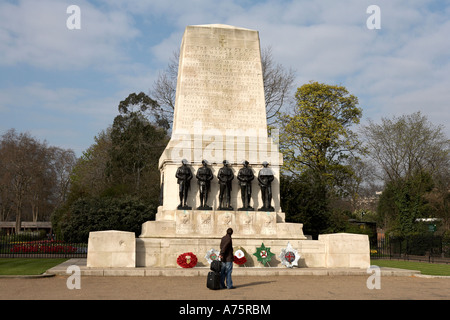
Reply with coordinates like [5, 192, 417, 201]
[261, 46, 296, 125]
[362, 112, 450, 183]
[27, 142, 54, 223]
[0, 130, 41, 231]
[50, 147, 76, 207]
[151, 51, 178, 125]
[150, 46, 295, 127]
[0, 129, 76, 232]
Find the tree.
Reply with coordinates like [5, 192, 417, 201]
[362, 112, 449, 182]
[0, 130, 48, 231]
[49, 147, 76, 208]
[278, 81, 364, 192]
[363, 112, 449, 233]
[0, 129, 75, 232]
[378, 170, 435, 236]
[151, 46, 295, 127]
[118, 92, 169, 130]
[337, 157, 381, 213]
[108, 93, 169, 198]
[66, 93, 169, 203]
[261, 46, 296, 125]
[54, 93, 169, 240]
[150, 52, 178, 127]
[278, 82, 364, 236]
[281, 171, 331, 238]
[69, 129, 112, 201]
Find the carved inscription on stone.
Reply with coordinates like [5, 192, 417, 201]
[196, 211, 214, 234]
[239, 211, 255, 235]
[175, 35, 267, 133]
[176, 211, 193, 234]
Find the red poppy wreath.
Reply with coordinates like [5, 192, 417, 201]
[177, 252, 198, 268]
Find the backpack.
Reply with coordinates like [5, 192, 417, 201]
[210, 259, 221, 273]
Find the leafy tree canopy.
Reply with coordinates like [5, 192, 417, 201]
[278, 81, 364, 194]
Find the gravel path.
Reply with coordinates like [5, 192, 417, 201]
[1, 274, 449, 300]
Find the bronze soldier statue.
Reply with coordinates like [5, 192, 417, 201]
[175, 159, 193, 209]
[258, 161, 274, 211]
[237, 160, 254, 210]
[196, 160, 213, 210]
[218, 160, 234, 210]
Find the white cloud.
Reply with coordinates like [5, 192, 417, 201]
[1, 0, 449, 155]
[0, 0, 139, 71]
[134, 0, 450, 137]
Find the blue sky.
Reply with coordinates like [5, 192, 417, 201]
[1, 0, 449, 156]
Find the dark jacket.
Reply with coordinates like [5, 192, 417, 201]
[220, 234, 233, 262]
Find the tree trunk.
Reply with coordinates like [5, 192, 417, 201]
[15, 204, 21, 234]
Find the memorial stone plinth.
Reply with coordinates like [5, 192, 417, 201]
[87, 24, 370, 270]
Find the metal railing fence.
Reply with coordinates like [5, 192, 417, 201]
[0, 233, 87, 258]
[371, 234, 450, 264]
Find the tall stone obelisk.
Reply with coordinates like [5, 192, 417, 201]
[157, 24, 283, 217]
[137, 25, 305, 268]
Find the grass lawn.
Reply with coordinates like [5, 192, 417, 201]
[0, 258, 68, 275]
[372, 259, 450, 276]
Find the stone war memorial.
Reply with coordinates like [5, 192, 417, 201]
[87, 24, 370, 270]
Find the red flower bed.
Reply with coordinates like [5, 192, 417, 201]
[10, 240, 77, 254]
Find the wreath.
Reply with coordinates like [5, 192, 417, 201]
[253, 243, 275, 266]
[205, 248, 220, 264]
[233, 247, 247, 265]
[279, 242, 300, 268]
[177, 252, 198, 268]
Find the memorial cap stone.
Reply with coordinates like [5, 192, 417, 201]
[171, 24, 267, 136]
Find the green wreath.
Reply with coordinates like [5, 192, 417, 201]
[253, 243, 274, 266]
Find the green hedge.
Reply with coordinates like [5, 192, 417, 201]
[54, 196, 156, 243]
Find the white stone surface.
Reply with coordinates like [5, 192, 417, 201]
[136, 237, 322, 268]
[319, 233, 370, 268]
[87, 230, 136, 268]
[136, 233, 370, 269]
[140, 209, 306, 240]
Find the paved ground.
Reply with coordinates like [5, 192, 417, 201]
[1, 273, 449, 300]
[1, 259, 448, 302]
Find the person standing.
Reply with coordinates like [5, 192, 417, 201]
[219, 228, 235, 289]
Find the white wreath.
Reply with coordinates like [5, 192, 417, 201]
[279, 242, 300, 268]
[205, 248, 220, 264]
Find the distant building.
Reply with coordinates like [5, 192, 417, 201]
[0, 221, 52, 234]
